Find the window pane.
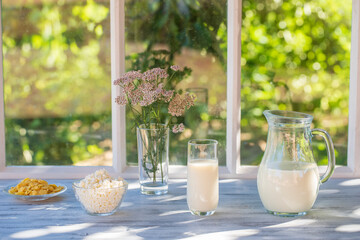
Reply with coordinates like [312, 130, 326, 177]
[3, 0, 111, 166]
[241, 0, 351, 165]
[124, 0, 227, 166]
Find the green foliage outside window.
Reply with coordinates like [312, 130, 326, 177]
[3, 0, 350, 166]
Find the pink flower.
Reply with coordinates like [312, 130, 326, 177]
[139, 82, 156, 93]
[114, 71, 142, 86]
[114, 67, 195, 121]
[168, 93, 195, 117]
[142, 68, 168, 81]
[139, 88, 158, 106]
[158, 69, 169, 79]
[172, 123, 185, 133]
[162, 89, 174, 102]
[124, 84, 135, 93]
[128, 89, 142, 104]
[178, 123, 185, 132]
[170, 65, 181, 71]
[115, 95, 128, 106]
[155, 83, 164, 95]
[142, 70, 157, 81]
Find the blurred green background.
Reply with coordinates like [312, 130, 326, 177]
[3, 0, 350, 166]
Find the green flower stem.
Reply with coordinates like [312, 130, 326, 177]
[138, 123, 167, 184]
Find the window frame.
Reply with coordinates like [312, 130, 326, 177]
[0, 0, 359, 179]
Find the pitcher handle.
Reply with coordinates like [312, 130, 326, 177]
[311, 128, 335, 184]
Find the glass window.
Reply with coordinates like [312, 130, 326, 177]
[2, 0, 356, 178]
[124, 0, 228, 166]
[240, 0, 351, 166]
[3, 0, 112, 166]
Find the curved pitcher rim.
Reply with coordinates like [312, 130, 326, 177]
[263, 110, 313, 124]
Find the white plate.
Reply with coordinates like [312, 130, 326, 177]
[3, 183, 67, 201]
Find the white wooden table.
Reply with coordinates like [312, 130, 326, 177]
[1, 179, 360, 240]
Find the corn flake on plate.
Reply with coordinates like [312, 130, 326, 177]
[4, 178, 67, 201]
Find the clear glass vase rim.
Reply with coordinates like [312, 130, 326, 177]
[188, 139, 218, 146]
[137, 123, 168, 130]
[263, 110, 313, 124]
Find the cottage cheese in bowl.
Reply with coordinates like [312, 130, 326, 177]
[73, 169, 128, 216]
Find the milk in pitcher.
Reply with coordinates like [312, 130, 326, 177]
[257, 162, 320, 214]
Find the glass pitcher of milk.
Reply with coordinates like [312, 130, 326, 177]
[257, 110, 335, 216]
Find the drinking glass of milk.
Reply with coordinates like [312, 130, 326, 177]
[258, 110, 335, 216]
[187, 139, 219, 216]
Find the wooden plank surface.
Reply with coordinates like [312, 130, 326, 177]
[0, 178, 360, 239]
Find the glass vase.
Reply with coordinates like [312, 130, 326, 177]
[137, 123, 169, 195]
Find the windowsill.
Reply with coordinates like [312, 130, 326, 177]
[1, 165, 358, 179]
[1, 178, 360, 239]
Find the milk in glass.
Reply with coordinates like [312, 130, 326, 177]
[187, 159, 218, 213]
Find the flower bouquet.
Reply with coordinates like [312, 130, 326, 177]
[114, 66, 195, 195]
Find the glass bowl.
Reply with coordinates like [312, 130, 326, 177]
[72, 180, 128, 216]
[3, 183, 67, 201]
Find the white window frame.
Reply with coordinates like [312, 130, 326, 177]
[0, 0, 359, 179]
